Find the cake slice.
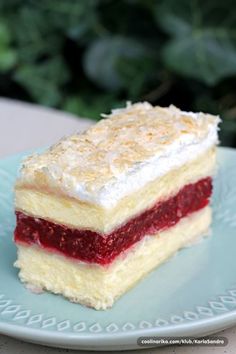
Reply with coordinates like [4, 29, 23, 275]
[14, 102, 220, 310]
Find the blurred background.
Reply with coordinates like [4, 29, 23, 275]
[0, 0, 236, 146]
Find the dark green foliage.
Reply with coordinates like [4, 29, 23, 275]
[0, 0, 236, 145]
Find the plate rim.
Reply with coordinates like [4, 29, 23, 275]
[0, 311, 236, 349]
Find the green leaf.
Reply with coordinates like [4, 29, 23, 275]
[37, 1, 99, 40]
[155, 2, 192, 37]
[14, 57, 69, 106]
[117, 56, 159, 98]
[0, 22, 11, 45]
[0, 22, 17, 71]
[0, 48, 17, 70]
[10, 6, 63, 62]
[83, 36, 151, 91]
[155, 0, 236, 85]
[63, 94, 125, 120]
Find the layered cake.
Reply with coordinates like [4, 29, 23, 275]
[14, 102, 220, 310]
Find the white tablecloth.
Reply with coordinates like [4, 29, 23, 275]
[0, 98, 235, 353]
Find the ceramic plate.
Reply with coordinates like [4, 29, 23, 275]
[0, 147, 236, 351]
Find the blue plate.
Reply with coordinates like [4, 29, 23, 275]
[0, 147, 236, 351]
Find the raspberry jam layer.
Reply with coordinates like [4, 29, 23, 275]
[15, 177, 212, 265]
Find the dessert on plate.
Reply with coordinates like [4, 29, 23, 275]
[14, 102, 220, 310]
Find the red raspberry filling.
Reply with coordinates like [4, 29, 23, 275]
[14, 177, 212, 265]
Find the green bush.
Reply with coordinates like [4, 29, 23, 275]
[0, 0, 236, 146]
